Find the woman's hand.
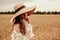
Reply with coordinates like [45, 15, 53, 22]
[30, 36, 37, 40]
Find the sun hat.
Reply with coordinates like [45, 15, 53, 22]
[10, 3, 36, 24]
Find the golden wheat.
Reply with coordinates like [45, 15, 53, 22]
[0, 14, 60, 40]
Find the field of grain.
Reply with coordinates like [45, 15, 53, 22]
[0, 14, 60, 40]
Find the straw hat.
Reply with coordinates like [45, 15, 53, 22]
[10, 3, 36, 24]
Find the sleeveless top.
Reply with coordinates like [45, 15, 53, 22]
[11, 24, 34, 40]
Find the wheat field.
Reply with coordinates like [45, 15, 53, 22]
[0, 14, 60, 40]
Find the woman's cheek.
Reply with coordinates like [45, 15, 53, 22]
[22, 16, 25, 19]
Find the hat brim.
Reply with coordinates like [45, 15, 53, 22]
[10, 6, 36, 24]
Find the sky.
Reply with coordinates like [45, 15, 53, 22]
[0, 0, 60, 12]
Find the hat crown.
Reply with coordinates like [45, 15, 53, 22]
[14, 3, 24, 10]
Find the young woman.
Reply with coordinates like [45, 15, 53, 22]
[10, 3, 36, 40]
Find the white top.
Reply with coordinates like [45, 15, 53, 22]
[11, 24, 34, 40]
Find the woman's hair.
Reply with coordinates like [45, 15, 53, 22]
[14, 16, 26, 35]
[14, 16, 21, 24]
[13, 15, 29, 35]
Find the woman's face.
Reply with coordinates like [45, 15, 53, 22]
[20, 13, 28, 19]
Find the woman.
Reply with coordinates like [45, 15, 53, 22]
[10, 3, 36, 40]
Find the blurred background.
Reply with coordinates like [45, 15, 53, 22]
[0, 0, 60, 40]
[0, 0, 60, 14]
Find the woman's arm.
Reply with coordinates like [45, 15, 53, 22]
[25, 18, 30, 23]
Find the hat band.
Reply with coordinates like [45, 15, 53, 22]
[14, 5, 25, 13]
